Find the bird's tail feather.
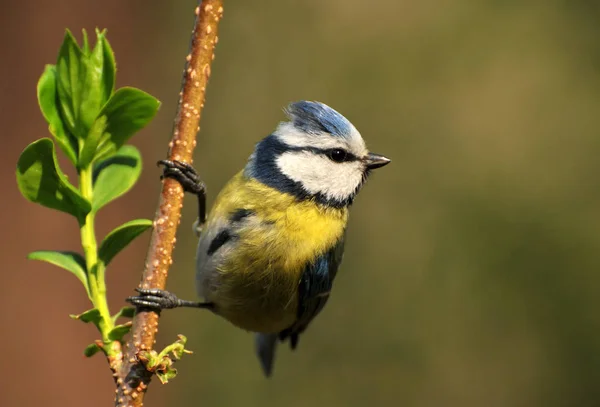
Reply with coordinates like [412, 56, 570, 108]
[255, 333, 278, 377]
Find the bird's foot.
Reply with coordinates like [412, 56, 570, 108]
[157, 159, 207, 228]
[158, 160, 205, 196]
[127, 288, 213, 311]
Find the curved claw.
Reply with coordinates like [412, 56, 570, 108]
[156, 159, 207, 228]
[127, 288, 181, 310]
[126, 288, 214, 311]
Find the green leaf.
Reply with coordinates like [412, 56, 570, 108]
[138, 350, 160, 369]
[77, 30, 117, 168]
[169, 335, 191, 360]
[92, 145, 143, 212]
[27, 250, 89, 297]
[81, 30, 113, 129]
[98, 218, 153, 266]
[81, 29, 90, 54]
[79, 115, 107, 168]
[112, 306, 136, 323]
[92, 87, 160, 161]
[55, 29, 114, 142]
[139, 348, 178, 384]
[98, 28, 116, 100]
[37, 65, 78, 165]
[156, 365, 178, 384]
[138, 335, 192, 384]
[83, 343, 102, 357]
[70, 308, 102, 329]
[16, 138, 91, 223]
[107, 322, 132, 342]
[55, 30, 82, 137]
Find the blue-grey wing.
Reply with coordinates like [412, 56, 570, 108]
[255, 234, 345, 376]
[279, 234, 346, 348]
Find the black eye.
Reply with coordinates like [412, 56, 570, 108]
[327, 149, 349, 163]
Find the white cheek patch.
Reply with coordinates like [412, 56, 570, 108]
[276, 151, 364, 201]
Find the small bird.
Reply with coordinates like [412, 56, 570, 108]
[128, 101, 390, 376]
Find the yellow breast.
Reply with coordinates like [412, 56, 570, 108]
[202, 171, 348, 333]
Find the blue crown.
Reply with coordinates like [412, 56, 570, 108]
[286, 101, 352, 138]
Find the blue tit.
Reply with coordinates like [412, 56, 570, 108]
[128, 101, 390, 376]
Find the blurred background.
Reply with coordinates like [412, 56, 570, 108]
[2, 0, 600, 406]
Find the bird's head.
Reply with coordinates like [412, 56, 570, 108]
[246, 101, 390, 208]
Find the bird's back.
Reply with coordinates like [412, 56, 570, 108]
[196, 171, 348, 333]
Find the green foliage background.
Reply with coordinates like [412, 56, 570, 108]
[2, 1, 600, 406]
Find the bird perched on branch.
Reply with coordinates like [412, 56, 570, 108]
[128, 101, 390, 376]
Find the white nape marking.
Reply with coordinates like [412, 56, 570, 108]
[274, 122, 368, 157]
[276, 150, 365, 202]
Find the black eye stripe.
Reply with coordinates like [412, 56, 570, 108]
[285, 146, 358, 162]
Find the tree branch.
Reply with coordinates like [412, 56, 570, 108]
[115, 1, 223, 406]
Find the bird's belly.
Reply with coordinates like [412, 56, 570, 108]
[198, 263, 301, 333]
[195, 186, 348, 333]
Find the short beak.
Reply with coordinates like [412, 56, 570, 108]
[364, 153, 391, 170]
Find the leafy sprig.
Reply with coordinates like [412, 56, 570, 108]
[16, 29, 159, 359]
